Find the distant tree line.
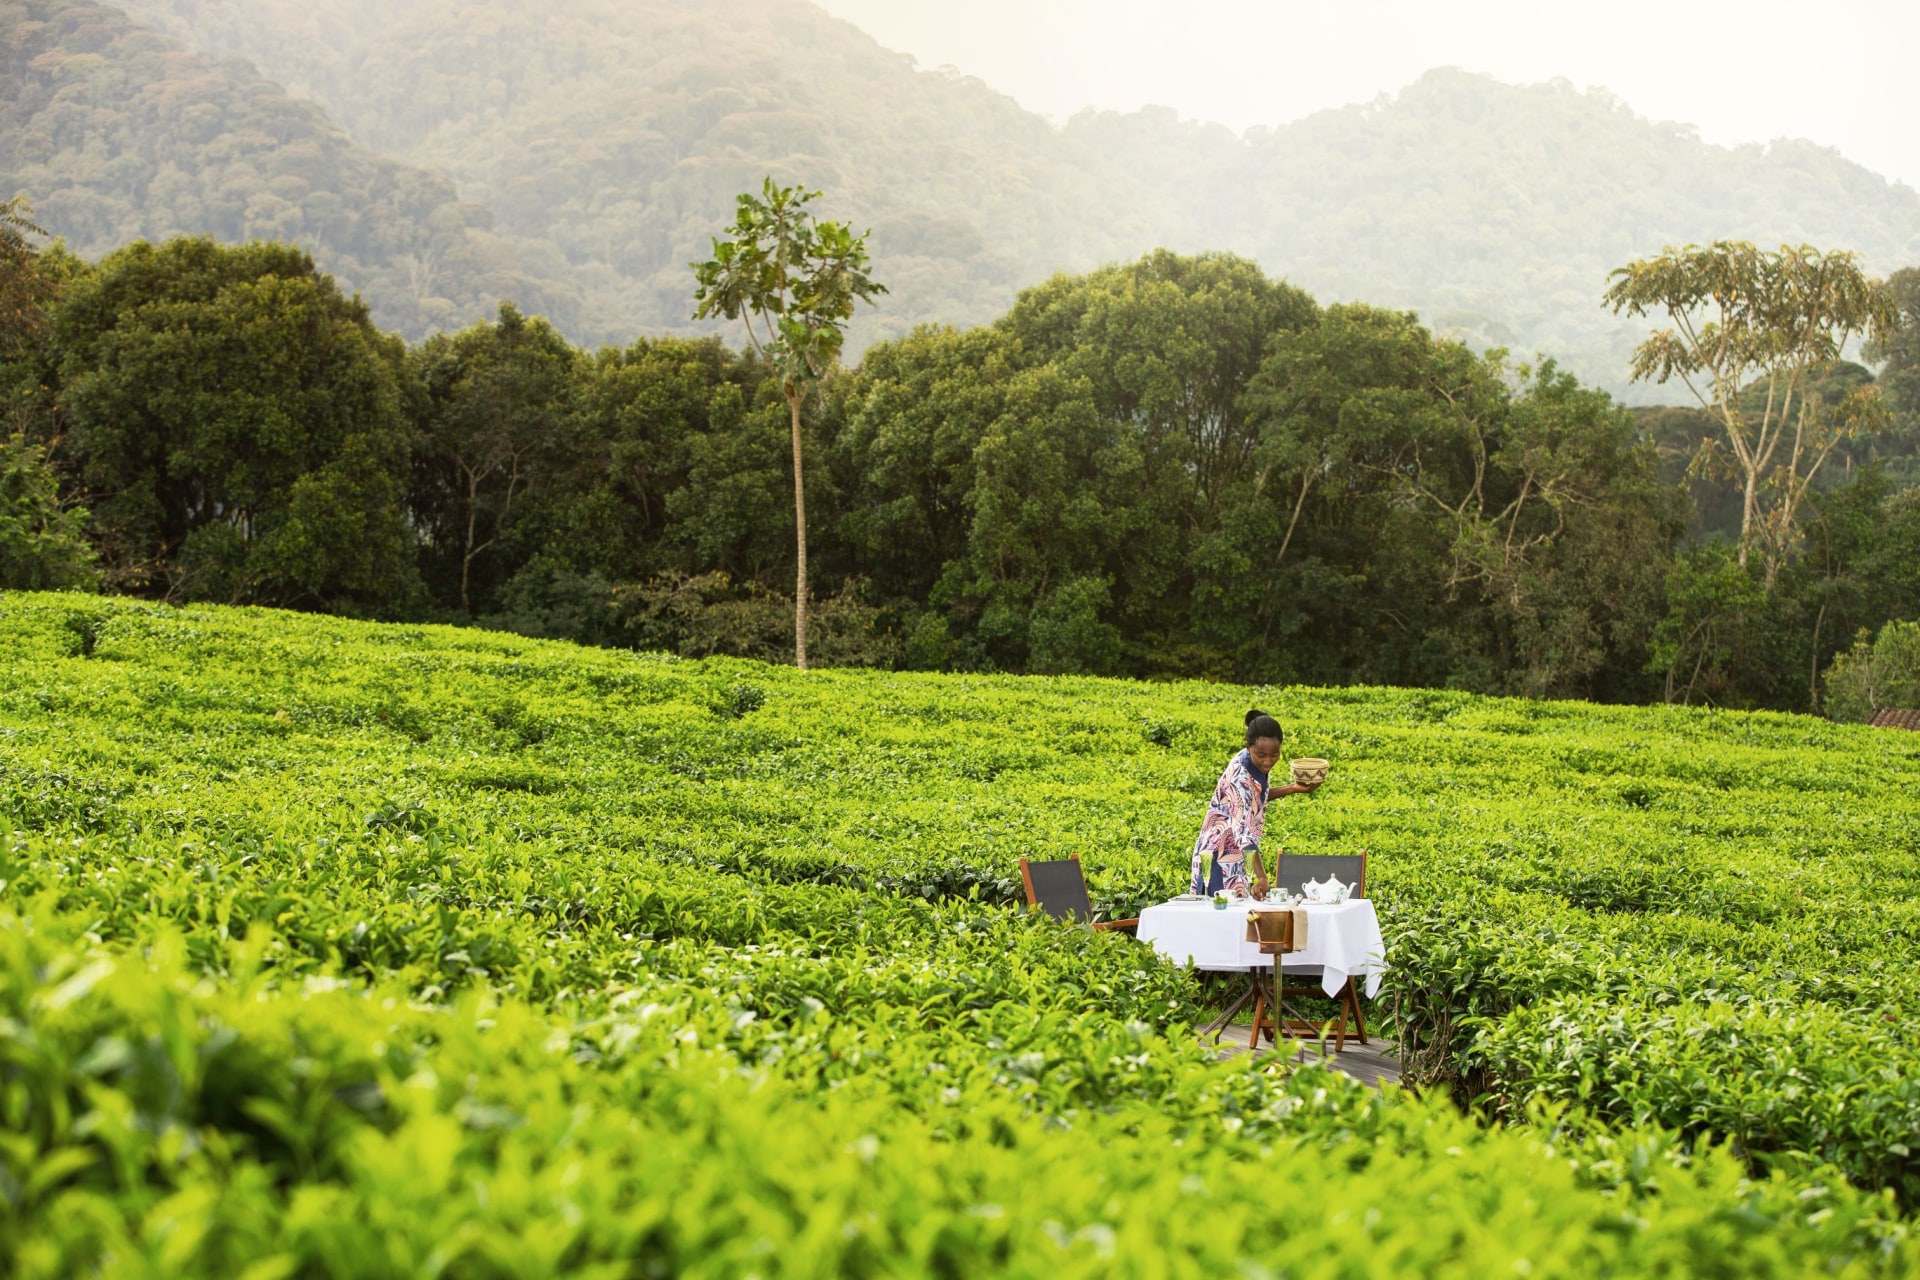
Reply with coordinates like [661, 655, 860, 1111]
[3, 226, 1917, 715]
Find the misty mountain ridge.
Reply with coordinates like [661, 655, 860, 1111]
[11, 0, 1918, 400]
[0, 1, 579, 336]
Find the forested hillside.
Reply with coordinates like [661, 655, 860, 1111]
[0, 0, 581, 337]
[56, 0, 1920, 394]
[81, 0, 1064, 346]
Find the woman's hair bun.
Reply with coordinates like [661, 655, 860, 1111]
[1244, 709, 1284, 747]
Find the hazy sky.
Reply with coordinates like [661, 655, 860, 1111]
[812, 0, 1918, 190]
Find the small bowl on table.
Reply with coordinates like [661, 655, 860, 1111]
[1289, 758, 1329, 787]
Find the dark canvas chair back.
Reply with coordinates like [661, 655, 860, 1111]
[1271, 851, 1368, 900]
[1021, 857, 1097, 923]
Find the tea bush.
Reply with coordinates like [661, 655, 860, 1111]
[2, 590, 1919, 1275]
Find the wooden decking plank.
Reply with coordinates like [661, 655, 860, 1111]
[1205, 1022, 1403, 1087]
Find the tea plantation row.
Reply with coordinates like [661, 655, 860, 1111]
[2, 591, 1918, 1277]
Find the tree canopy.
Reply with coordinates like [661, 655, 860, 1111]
[2, 227, 1915, 715]
[48, 237, 418, 610]
[1605, 241, 1896, 585]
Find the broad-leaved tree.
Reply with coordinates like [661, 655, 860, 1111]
[1604, 241, 1895, 587]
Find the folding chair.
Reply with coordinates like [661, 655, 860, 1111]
[1268, 851, 1369, 1049]
[1268, 850, 1368, 903]
[1018, 855, 1138, 932]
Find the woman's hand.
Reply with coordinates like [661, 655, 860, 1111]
[1267, 779, 1323, 800]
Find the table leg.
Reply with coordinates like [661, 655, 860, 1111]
[1198, 969, 1259, 1041]
[1249, 965, 1280, 1047]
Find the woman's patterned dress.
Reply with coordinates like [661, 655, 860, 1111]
[1188, 749, 1270, 895]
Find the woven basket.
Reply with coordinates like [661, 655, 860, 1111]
[1289, 757, 1329, 787]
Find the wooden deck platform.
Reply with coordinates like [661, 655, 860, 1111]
[1205, 1022, 1403, 1088]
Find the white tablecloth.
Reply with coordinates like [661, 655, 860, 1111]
[1137, 898, 1388, 999]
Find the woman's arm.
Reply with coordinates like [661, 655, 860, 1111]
[1249, 778, 1316, 893]
[1227, 769, 1268, 897]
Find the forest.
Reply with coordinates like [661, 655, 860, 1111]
[6, 0, 1920, 396]
[4, 220, 1918, 716]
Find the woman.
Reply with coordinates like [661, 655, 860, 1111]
[1188, 709, 1319, 898]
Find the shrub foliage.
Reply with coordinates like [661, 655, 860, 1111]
[1, 592, 1918, 1273]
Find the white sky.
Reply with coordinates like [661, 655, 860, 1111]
[811, 0, 1919, 191]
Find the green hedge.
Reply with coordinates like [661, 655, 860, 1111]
[3, 591, 1920, 1273]
[4, 911, 1913, 1278]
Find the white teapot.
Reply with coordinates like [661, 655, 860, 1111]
[1303, 875, 1348, 904]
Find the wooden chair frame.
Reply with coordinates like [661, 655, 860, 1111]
[1265, 851, 1370, 1050]
[1264, 974, 1367, 1052]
